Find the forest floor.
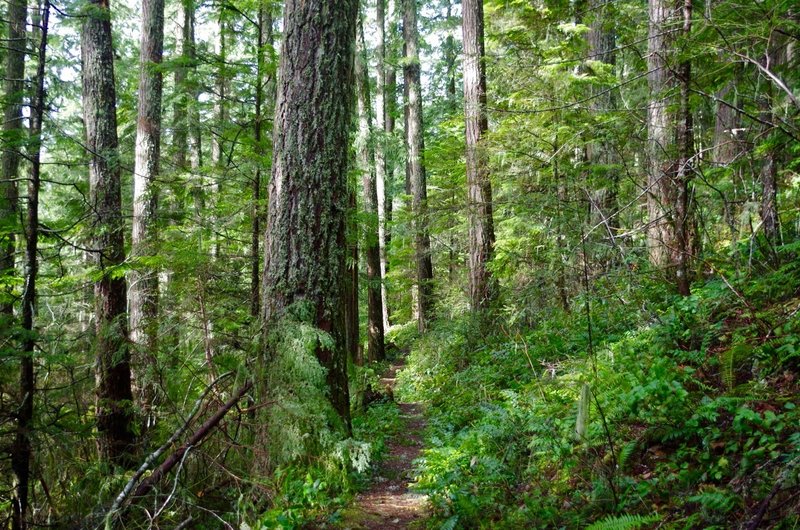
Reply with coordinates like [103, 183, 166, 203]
[337, 361, 428, 529]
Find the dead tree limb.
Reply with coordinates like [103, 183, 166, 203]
[103, 375, 251, 529]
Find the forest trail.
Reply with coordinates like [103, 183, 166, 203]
[339, 361, 428, 529]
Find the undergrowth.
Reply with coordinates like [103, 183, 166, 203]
[397, 257, 800, 529]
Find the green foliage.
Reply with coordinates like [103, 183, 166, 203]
[397, 261, 800, 528]
[586, 514, 661, 530]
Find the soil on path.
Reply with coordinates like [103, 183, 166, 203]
[339, 361, 427, 529]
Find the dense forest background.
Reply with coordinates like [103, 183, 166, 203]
[1, 0, 799, 528]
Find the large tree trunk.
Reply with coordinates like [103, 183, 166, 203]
[12, 6, 49, 528]
[173, 0, 201, 172]
[646, 0, 692, 295]
[403, 0, 434, 332]
[130, 0, 164, 426]
[251, 2, 274, 318]
[462, 0, 496, 311]
[262, 0, 358, 428]
[82, 0, 136, 466]
[356, 19, 386, 362]
[1, 0, 25, 318]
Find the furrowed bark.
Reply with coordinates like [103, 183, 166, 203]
[262, 0, 359, 428]
[82, 0, 136, 466]
[462, 0, 496, 311]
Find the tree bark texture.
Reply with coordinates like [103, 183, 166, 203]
[262, 0, 358, 426]
[646, 0, 692, 295]
[462, 0, 496, 311]
[356, 20, 386, 362]
[82, 0, 136, 465]
[403, 0, 434, 332]
[130, 0, 164, 421]
[0, 0, 25, 317]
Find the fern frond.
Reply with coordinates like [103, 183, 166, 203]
[586, 513, 660, 530]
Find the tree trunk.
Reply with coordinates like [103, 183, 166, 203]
[356, 19, 386, 362]
[375, 0, 392, 332]
[210, 14, 230, 259]
[130, 0, 164, 425]
[646, 0, 692, 295]
[758, 36, 786, 248]
[462, 0, 496, 311]
[262, 0, 358, 428]
[586, 0, 619, 233]
[82, 0, 136, 466]
[251, 2, 274, 318]
[1, 0, 25, 318]
[673, 0, 693, 296]
[12, 6, 49, 528]
[403, 0, 434, 332]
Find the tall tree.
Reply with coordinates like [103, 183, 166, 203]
[251, 1, 274, 317]
[11, 5, 49, 528]
[646, 0, 693, 296]
[375, 0, 391, 331]
[130, 0, 165, 421]
[585, 0, 619, 228]
[82, 0, 136, 465]
[356, 18, 386, 362]
[1, 0, 25, 318]
[262, 0, 358, 427]
[173, 0, 201, 172]
[462, 0, 496, 311]
[403, 0, 434, 331]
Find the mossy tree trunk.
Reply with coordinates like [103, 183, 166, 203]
[1, 0, 25, 318]
[82, 0, 136, 466]
[262, 0, 358, 428]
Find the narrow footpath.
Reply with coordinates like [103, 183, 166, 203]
[340, 361, 428, 529]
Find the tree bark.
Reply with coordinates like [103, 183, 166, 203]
[403, 0, 434, 332]
[262, 0, 358, 428]
[0, 0, 25, 318]
[130, 0, 164, 424]
[12, 5, 49, 528]
[375, 0, 392, 332]
[462, 0, 496, 311]
[356, 19, 386, 362]
[646, 0, 692, 295]
[82, 0, 136, 466]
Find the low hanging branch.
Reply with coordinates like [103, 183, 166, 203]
[103, 376, 253, 528]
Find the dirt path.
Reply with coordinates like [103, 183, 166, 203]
[339, 362, 428, 529]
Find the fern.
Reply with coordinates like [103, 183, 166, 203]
[617, 439, 638, 472]
[586, 513, 660, 530]
[720, 343, 753, 390]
